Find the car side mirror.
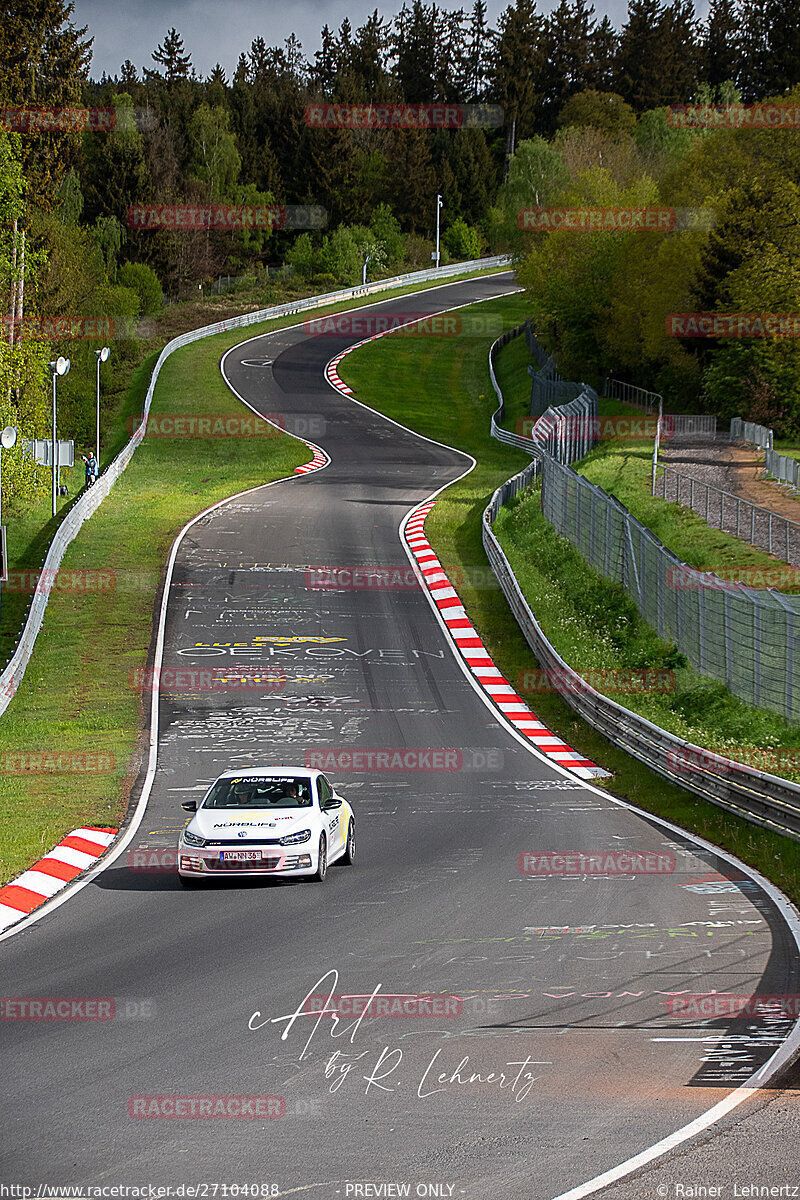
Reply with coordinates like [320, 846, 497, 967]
[324, 798, 342, 811]
[181, 800, 197, 812]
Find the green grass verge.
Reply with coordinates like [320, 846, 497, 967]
[0, 265, 511, 884]
[495, 484, 800, 778]
[338, 303, 800, 908]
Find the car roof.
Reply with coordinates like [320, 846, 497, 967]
[213, 767, 322, 780]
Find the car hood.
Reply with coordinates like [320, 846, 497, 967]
[189, 808, 313, 841]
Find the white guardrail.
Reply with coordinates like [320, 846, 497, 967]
[486, 327, 800, 842]
[0, 256, 511, 718]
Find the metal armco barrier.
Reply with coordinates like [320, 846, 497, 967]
[731, 416, 800, 493]
[731, 417, 773, 452]
[605, 377, 660, 413]
[765, 447, 800, 490]
[484, 329, 800, 841]
[0, 256, 510, 718]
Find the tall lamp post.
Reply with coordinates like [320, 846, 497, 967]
[0, 425, 18, 619]
[95, 346, 110, 466]
[434, 193, 443, 268]
[49, 356, 70, 517]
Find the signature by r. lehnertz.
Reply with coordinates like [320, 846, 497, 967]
[248, 969, 548, 1101]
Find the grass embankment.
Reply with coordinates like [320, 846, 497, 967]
[338, 299, 800, 907]
[0, 264, 511, 883]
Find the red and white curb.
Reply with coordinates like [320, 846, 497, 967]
[404, 503, 606, 778]
[325, 337, 608, 781]
[295, 446, 328, 474]
[0, 826, 117, 932]
[326, 353, 353, 395]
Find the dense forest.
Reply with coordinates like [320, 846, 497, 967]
[2, 0, 800, 507]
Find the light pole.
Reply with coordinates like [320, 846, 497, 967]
[0, 426, 17, 615]
[95, 346, 110, 466]
[434, 193, 443, 268]
[651, 395, 663, 495]
[49, 356, 70, 517]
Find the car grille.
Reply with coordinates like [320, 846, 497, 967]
[207, 855, 283, 871]
[205, 838, 282, 846]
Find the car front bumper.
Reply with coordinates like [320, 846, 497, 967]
[177, 845, 315, 878]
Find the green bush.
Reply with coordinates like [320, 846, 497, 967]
[117, 262, 164, 318]
[443, 218, 482, 260]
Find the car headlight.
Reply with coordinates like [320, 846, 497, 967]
[280, 828, 311, 846]
[182, 830, 207, 848]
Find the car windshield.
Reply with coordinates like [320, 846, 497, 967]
[203, 776, 313, 809]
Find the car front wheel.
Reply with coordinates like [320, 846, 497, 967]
[342, 819, 355, 865]
[314, 834, 327, 882]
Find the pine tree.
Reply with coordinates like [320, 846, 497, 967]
[0, 0, 93, 207]
[392, 2, 442, 101]
[119, 60, 139, 88]
[463, 0, 490, 100]
[149, 28, 192, 84]
[386, 129, 437, 229]
[760, 0, 800, 96]
[206, 63, 228, 108]
[352, 11, 393, 98]
[701, 0, 740, 89]
[615, 0, 699, 110]
[313, 25, 339, 94]
[538, 0, 598, 133]
[490, 0, 544, 145]
[587, 16, 618, 91]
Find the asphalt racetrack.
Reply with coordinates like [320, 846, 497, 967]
[3, 272, 800, 1199]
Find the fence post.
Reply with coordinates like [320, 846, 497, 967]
[753, 597, 761, 709]
[772, 592, 796, 721]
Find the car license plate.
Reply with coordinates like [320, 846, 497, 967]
[220, 850, 261, 862]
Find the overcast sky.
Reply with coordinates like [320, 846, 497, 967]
[75, 0, 709, 81]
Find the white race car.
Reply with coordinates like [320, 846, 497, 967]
[177, 767, 355, 884]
